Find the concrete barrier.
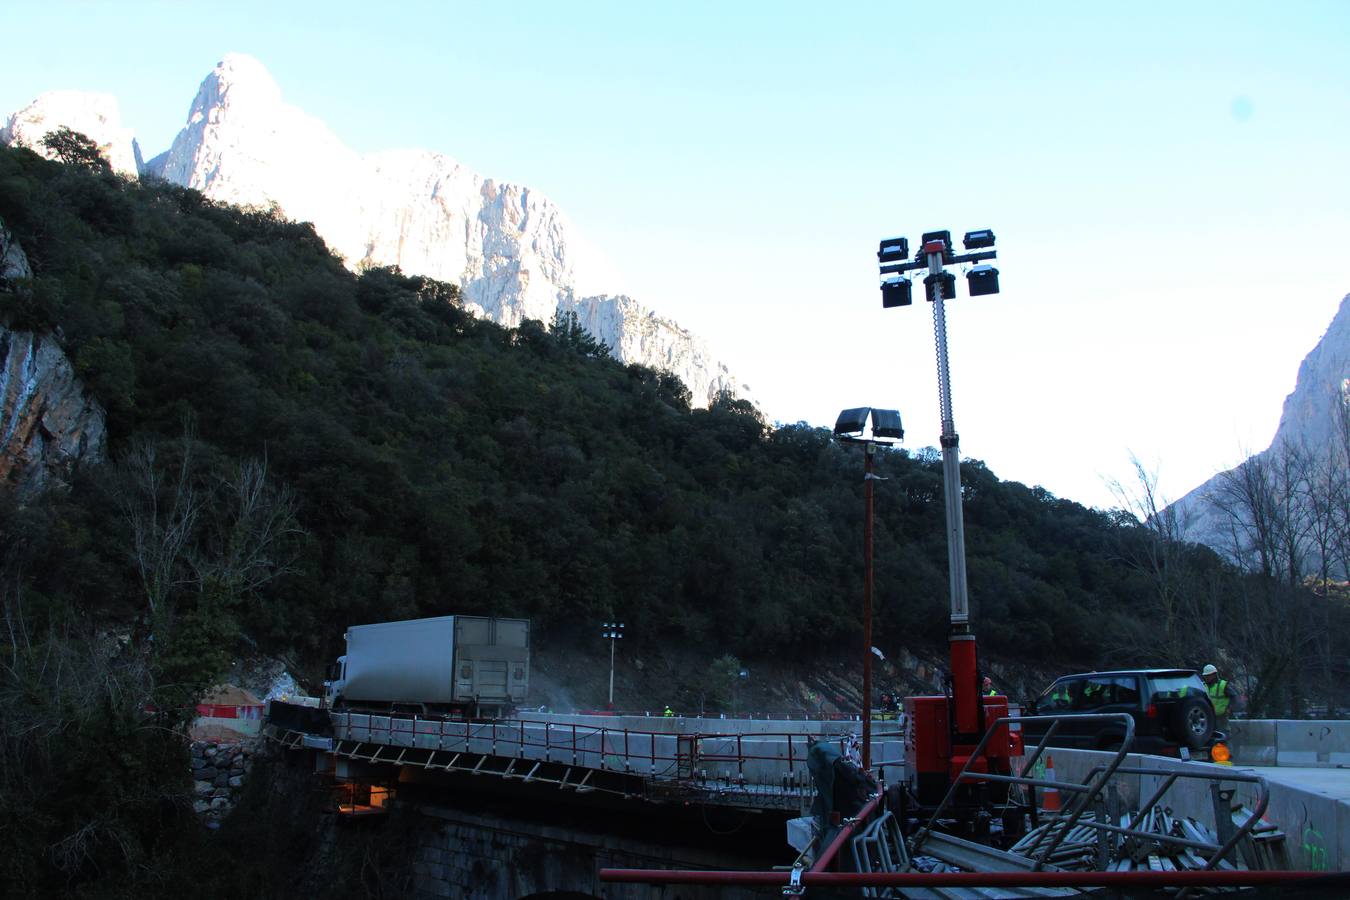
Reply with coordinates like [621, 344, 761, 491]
[1227, 719, 1350, 768]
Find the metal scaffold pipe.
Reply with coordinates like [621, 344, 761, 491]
[599, 868, 1331, 889]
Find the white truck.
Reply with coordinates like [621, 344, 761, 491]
[323, 615, 530, 718]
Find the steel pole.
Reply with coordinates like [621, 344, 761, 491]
[862, 442, 874, 770]
[608, 636, 615, 707]
[929, 251, 969, 626]
[929, 249, 981, 739]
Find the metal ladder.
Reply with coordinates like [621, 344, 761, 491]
[850, 808, 910, 898]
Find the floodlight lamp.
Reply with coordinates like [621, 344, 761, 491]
[966, 264, 1000, 296]
[920, 229, 955, 263]
[880, 275, 912, 308]
[920, 230, 952, 250]
[963, 229, 996, 250]
[869, 408, 904, 441]
[877, 237, 909, 263]
[834, 407, 871, 437]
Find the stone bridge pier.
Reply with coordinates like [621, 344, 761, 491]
[410, 803, 776, 899]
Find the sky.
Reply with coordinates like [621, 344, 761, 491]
[3, 1, 1348, 510]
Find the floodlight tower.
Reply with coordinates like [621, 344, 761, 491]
[833, 407, 904, 770]
[602, 622, 624, 708]
[877, 230, 1011, 807]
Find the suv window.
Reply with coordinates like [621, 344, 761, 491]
[1074, 674, 1141, 710]
[1147, 673, 1205, 701]
[1038, 678, 1079, 712]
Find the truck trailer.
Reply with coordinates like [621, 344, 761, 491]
[324, 615, 530, 718]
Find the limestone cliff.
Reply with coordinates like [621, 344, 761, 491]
[1, 92, 143, 177]
[148, 54, 738, 404]
[1167, 293, 1350, 560]
[2, 55, 742, 406]
[0, 322, 108, 499]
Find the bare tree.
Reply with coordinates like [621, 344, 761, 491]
[1106, 454, 1208, 661]
[1207, 442, 1326, 716]
[190, 454, 302, 605]
[114, 432, 201, 622]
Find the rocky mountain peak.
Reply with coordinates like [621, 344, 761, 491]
[3, 54, 740, 405]
[1166, 292, 1350, 558]
[1, 91, 142, 177]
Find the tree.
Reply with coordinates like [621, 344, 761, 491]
[191, 454, 302, 606]
[1106, 454, 1209, 662]
[38, 127, 111, 174]
[1208, 443, 1321, 716]
[549, 308, 611, 359]
[114, 432, 201, 624]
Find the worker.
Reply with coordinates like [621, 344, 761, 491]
[1045, 681, 1072, 710]
[1201, 664, 1236, 730]
[982, 676, 996, 697]
[663, 705, 674, 717]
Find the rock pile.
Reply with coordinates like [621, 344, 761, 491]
[190, 739, 260, 823]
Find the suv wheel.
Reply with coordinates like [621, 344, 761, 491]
[1170, 696, 1215, 750]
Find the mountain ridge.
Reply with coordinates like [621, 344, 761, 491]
[2, 53, 738, 405]
[1167, 292, 1350, 561]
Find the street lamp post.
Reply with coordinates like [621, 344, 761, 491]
[602, 622, 624, 709]
[876, 229, 999, 746]
[834, 407, 903, 770]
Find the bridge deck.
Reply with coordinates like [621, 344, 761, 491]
[268, 704, 904, 812]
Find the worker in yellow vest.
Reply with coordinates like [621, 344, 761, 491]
[1201, 664, 1236, 730]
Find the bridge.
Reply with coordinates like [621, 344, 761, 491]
[269, 703, 905, 813]
[264, 703, 1345, 898]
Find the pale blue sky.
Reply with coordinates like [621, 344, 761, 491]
[4, 2, 1348, 509]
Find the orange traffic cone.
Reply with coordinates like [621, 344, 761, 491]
[1041, 754, 1062, 813]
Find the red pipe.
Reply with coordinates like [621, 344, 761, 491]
[862, 443, 874, 771]
[808, 792, 883, 872]
[600, 869, 1329, 888]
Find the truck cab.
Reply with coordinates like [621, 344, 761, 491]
[323, 655, 346, 708]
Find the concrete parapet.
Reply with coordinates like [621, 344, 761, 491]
[1228, 719, 1278, 766]
[1227, 719, 1350, 768]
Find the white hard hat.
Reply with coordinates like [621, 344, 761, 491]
[1202, 664, 1218, 676]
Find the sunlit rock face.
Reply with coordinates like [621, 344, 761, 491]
[1, 91, 143, 177]
[147, 54, 738, 404]
[1167, 293, 1350, 561]
[2, 55, 740, 404]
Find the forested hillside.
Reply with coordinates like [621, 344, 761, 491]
[1, 132, 1345, 899]
[0, 139, 1165, 664]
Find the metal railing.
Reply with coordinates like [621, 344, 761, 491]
[911, 711, 1137, 859]
[322, 710, 904, 788]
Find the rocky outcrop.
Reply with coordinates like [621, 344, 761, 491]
[1, 218, 30, 284]
[2, 55, 742, 406]
[565, 294, 737, 403]
[1167, 293, 1350, 558]
[0, 325, 108, 499]
[150, 54, 738, 405]
[1, 91, 143, 177]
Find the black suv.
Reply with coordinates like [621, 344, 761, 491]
[1022, 669, 1218, 758]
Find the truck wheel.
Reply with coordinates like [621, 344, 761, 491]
[1170, 696, 1215, 750]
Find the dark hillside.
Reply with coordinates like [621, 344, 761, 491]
[2, 138, 1345, 899]
[0, 141, 1178, 669]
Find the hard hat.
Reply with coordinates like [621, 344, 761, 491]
[1202, 664, 1218, 676]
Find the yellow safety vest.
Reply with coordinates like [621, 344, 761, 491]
[1207, 680, 1230, 716]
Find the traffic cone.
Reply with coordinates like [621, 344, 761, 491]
[1041, 754, 1062, 813]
